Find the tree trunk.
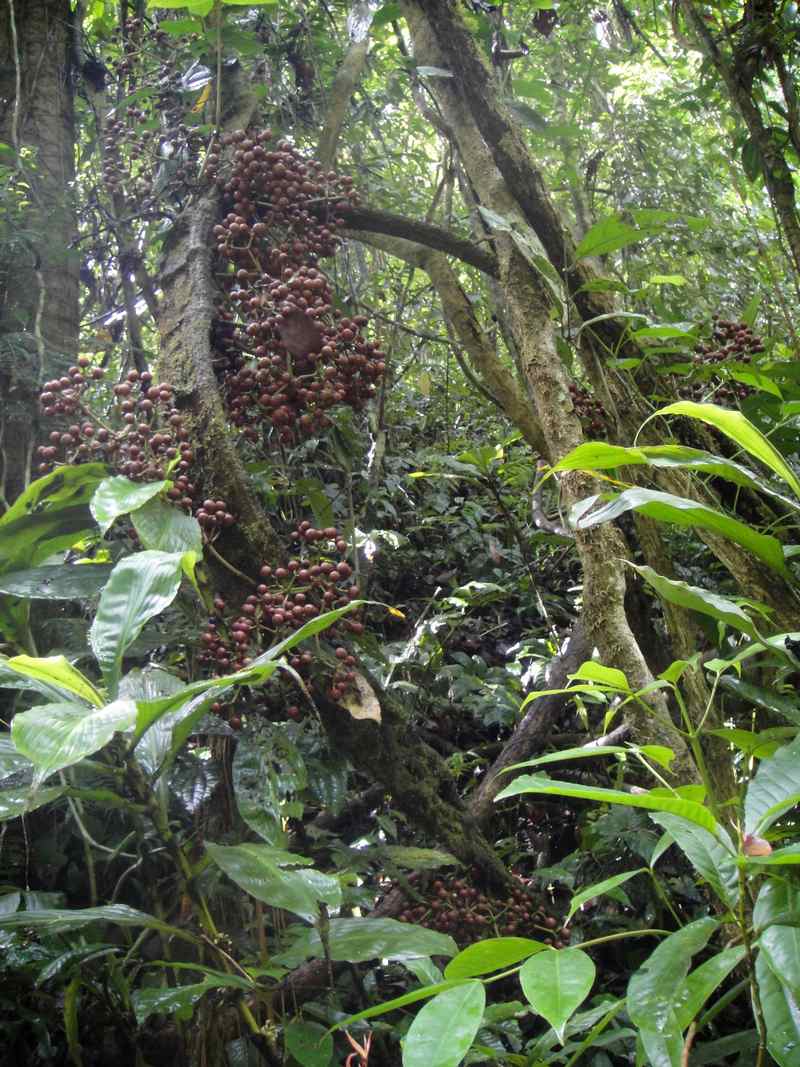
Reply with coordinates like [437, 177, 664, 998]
[0, 0, 79, 507]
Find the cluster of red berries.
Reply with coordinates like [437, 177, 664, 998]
[568, 382, 606, 435]
[199, 522, 363, 695]
[692, 318, 763, 366]
[206, 130, 386, 446]
[395, 874, 569, 949]
[36, 363, 184, 479]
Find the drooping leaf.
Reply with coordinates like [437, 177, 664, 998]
[0, 903, 196, 940]
[91, 475, 168, 534]
[650, 813, 739, 907]
[646, 402, 800, 499]
[444, 937, 546, 980]
[495, 775, 720, 833]
[89, 550, 186, 696]
[206, 842, 341, 922]
[11, 699, 137, 782]
[132, 972, 253, 1025]
[574, 488, 787, 573]
[575, 217, 648, 259]
[4, 654, 103, 706]
[627, 564, 759, 640]
[519, 948, 595, 1043]
[402, 980, 485, 1067]
[274, 918, 457, 967]
[745, 736, 800, 834]
[0, 563, 113, 600]
[719, 675, 800, 725]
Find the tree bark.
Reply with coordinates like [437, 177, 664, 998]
[0, 0, 79, 507]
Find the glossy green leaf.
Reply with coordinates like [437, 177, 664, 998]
[675, 947, 746, 1030]
[575, 216, 647, 259]
[646, 402, 800, 499]
[11, 699, 137, 782]
[332, 979, 465, 1032]
[89, 550, 186, 696]
[719, 676, 800, 725]
[5, 654, 103, 706]
[403, 980, 485, 1067]
[206, 842, 340, 922]
[0, 464, 106, 571]
[574, 488, 786, 573]
[627, 564, 759, 639]
[131, 497, 202, 554]
[379, 846, 458, 870]
[0, 785, 64, 821]
[0, 563, 113, 600]
[628, 918, 718, 1064]
[132, 972, 252, 1025]
[745, 736, 800, 834]
[444, 937, 545, 980]
[275, 917, 457, 968]
[0, 903, 195, 939]
[756, 951, 800, 1067]
[566, 868, 646, 924]
[571, 661, 630, 689]
[495, 775, 720, 833]
[91, 476, 168, 534]
[650, 813, 739, 907]
[505, 745, 629, 772]
[520, 948, 595, 1042]
[756, 882, 800, 1002]
[284, 1020, 333, 1067]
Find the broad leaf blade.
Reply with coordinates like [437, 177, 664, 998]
[520, 948, 595, 1042]
[89, 550, 186, 696]
[5, 655, 103, 706]
[444, 937, 546, 980]
[745, 736, 800, 834]
[275, 917, 457, 967]
[11, 699, 137, 782]
[402, 980, 485, 1067]
[495, 775, 720, 833]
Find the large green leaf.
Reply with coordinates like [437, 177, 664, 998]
[628, 564, 759, 639]
[0, 903, 196, 940]
[90, 476, 168, 534]
[755, 881, 800, 1002]
[519, 948, 595, 1043]
[403, 980, 485, 1067]
[11, 699, 137, 782]
[0, 563, 113, 600]
[4, 654, 103, 706]
[574, 488, 786, 573]
[132, 972, 252, 1025]
[131, 497, 203, 555]
[206, 842, 341, 922]
[674, 947, 746, 1030]
[284, 1020, 333, 1067]
[565, 869, 647, 924]
[553, 442, 791, 502]
[650, 813, 739, 907]
[627, 918, 718, 1067]
[574, 216, 649, 259]
[0, 785, 64, 821]
[744, 736, 800, 834]
[494, 775, 720, 833]
[132, 602, 361, 747]
[647, 402, 800, 499]
[756, 951, 800, 1067]
[444, 937, 546, 980]
[719, 676, 800, 725]
[274, 917, 457, 967]
[89, 550, 186, 696]
[0, 464, 106, 572]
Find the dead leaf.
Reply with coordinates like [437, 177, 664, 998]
[340, 671, 381, 722]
